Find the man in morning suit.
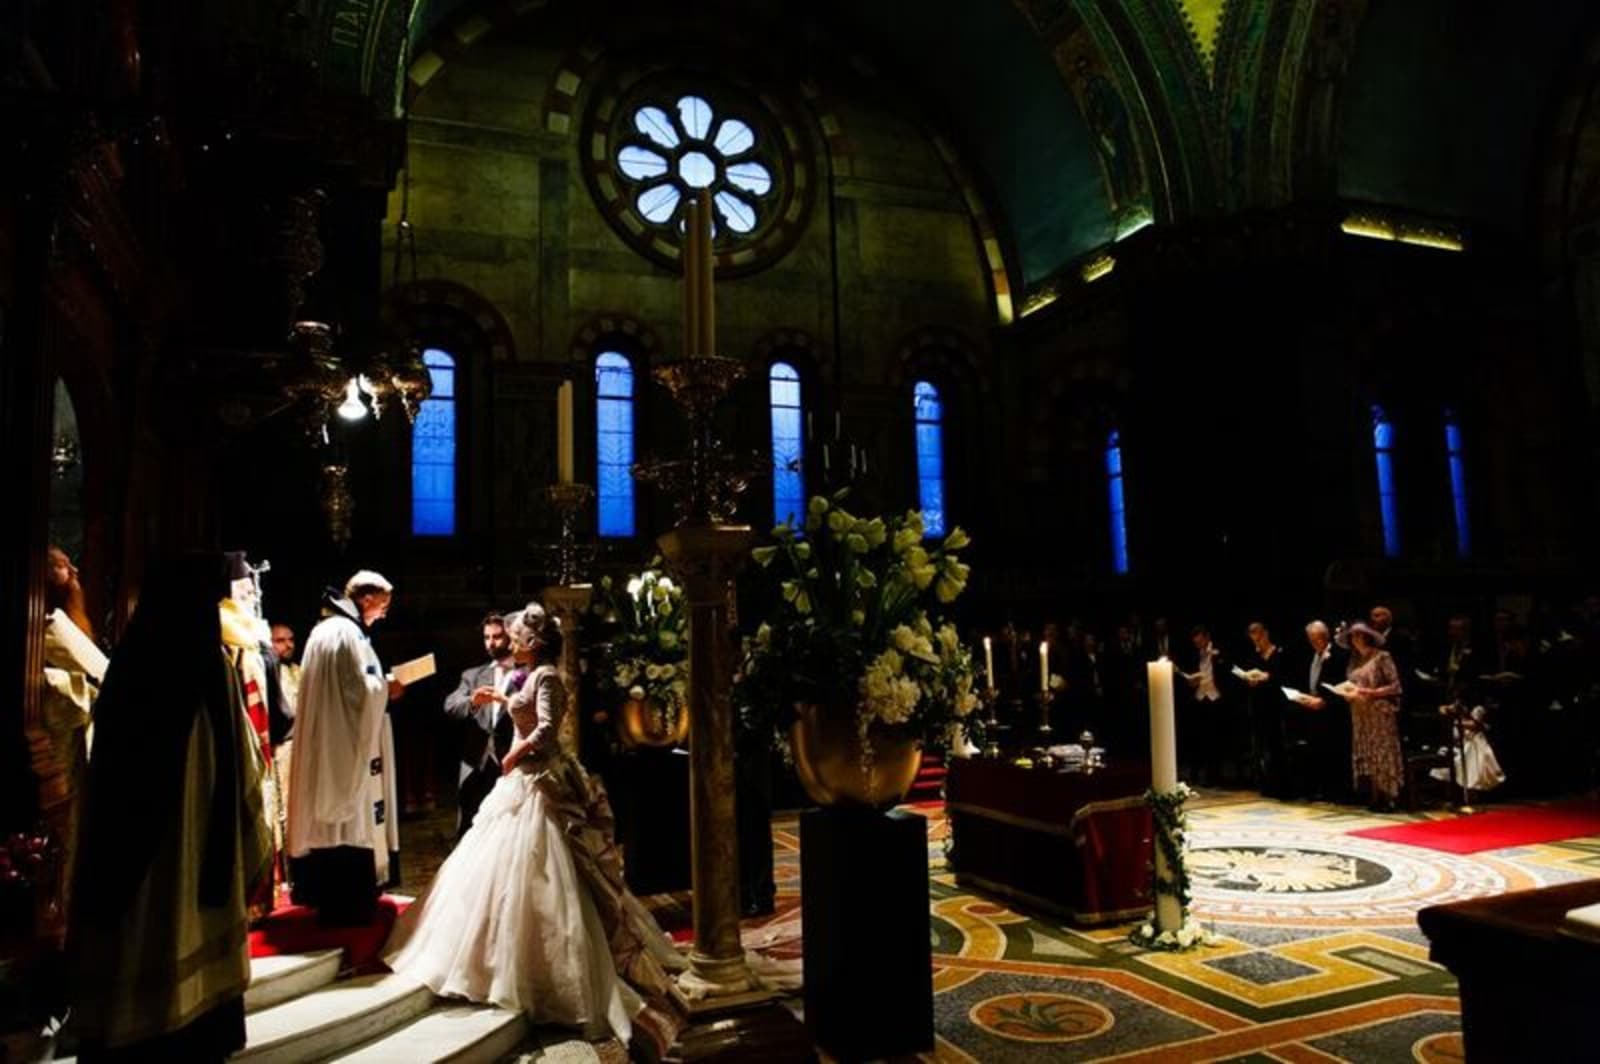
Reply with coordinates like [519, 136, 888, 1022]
[443, 611, 518, 840]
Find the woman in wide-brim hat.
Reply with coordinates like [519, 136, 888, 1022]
[1335, 621, 1404, 810]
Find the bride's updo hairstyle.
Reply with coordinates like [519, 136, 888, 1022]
[507, 601, 563, 658]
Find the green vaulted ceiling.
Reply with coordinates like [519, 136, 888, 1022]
[317, 0, 1600, 296]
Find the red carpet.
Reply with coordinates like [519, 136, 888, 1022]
[249, 895, 410, 973]
[1348, 800, 1600, 854]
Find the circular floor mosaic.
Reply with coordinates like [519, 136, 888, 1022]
[1190, 846, 1393, 893]
[1187, 824, 1544, 927]
[968, 992, 1113, 1043]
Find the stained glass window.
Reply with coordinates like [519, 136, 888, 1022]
[596, 352, 636, 538]
[412, 348, 457, 536]
[615, 94, 774, 237]
[1445, 414, 1470, 558]
[1372, 405, 1400, 558]
[769, 362, 805, 528]
[1106, 430, 1129, 574]
[913, 380, 946, 539]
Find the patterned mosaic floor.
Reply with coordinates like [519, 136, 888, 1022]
[740, 793, 1600, 1063]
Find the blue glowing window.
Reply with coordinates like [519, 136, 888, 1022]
[412, 348, 457, 536]
[1445, 415, 1470, 557]
[1106, 430, 1129, 574]
[769, 362, 805, 528]
[596, 352, 636, 538]
[1372, 405, 1399, 558]
[913, 380, 946, 538]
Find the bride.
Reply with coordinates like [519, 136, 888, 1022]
[385, 603, 687, 1056]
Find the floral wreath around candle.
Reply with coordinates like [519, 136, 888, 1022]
[591, 563, 688, 736]
[1129, 782, 1218, 951]
[734, 492, 982, 760]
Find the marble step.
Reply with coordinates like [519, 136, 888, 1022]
[330, 1002, 529, 1063]
[235, 973, 434, 1064]
[244, 950, 343, 1013]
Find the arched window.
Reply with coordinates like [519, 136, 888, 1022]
[1106, 430, 1129, 575]
[913, 380, 947, 538]
[412, 348, 457, 536]
[769, 362, 805, 527]
[596, 351, 636, 538]
[1444, 412, 1470, 558]
[1372, 404, 1400, 558]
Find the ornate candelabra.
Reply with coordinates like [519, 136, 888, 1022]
[634, 354, 759, 526]
[545, 481, 596, 587]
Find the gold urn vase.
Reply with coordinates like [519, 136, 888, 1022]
[617, 696, 690, 749]
[789, 702, 923, 808]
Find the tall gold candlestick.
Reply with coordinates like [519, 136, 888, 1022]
[694, 189, 715, 357]
[683, 199, 701, 356]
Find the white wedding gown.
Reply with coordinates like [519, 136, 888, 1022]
[384, 666, 685, 1051]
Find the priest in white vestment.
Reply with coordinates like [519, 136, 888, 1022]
[285, 571, 403, 925]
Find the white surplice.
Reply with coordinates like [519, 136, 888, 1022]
[285, 598, 399, 883]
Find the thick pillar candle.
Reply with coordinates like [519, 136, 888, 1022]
[1039, 640, 1049, 691]
[556, 380, 574, 484]
[983, 636, 994, 689]
[695, 189, 715, 357]
[682, 199, 701, 355]
[1147, 658, 1182, 932]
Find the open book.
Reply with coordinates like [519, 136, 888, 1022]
[1560, 901, 1600, 945]
[1232, 665, 1270, 683]
[1280, 686, 1315, 705]
[1322, 680, 1358, 698]
[390, 653, 437, 686]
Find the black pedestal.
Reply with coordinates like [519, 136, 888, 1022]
[616, 748, 692, 896]
[800, 806, 933, 1061]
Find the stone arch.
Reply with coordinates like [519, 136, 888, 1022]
[383, 279, 517, 361]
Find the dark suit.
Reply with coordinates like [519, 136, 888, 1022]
[1295, 645, 1350, 801]
[444, 659, 517, 838]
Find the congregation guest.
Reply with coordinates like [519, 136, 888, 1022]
[1068, 631, 1108, 737]
[286, 571, 405, 926]
[1295, 621, 1349, 801]
[1369, 604, 1416, 684]
[1181, 624, 1229, 785]
[1242, 621, 1290, 797]
[69, 554, 271, 1061]
[1339, 621, 1404, 811]
[443, 611, 520, 839]
[1106, 623, 1148, 751]
[1148, 615, 1175, 661]
[1438, 613, 1480, 699]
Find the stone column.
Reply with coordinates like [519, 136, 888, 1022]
[541, 583, 592, 761]
[657, 524, 769, 1009]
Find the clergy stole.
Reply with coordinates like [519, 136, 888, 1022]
[220, 598, 280, 916]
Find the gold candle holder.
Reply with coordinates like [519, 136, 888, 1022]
[1037, 688, 1055, 737]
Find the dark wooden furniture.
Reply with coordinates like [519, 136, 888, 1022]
[945, 758, 1153, 924]
[1419, 879, 1600, 1063]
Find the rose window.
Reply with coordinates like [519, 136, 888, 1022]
[582, 74, 813, 275]
[615, 95, 774, 236]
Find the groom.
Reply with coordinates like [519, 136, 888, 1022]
[444, 611, 518, 839]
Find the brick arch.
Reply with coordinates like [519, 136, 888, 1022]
[569, 313, 663, 364]
[384, 280, 516, 360]
[752, 327, 831, 386]
[894, 325, 988, 395]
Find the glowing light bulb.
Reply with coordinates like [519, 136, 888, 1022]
[337, 377, 368, 421]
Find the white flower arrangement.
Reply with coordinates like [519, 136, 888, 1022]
[736, 493, 980, 751]
[592, 565, 688, 732]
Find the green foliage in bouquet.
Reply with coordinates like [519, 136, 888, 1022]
[591, 563, 688, 728]
[735, 492, 981, 750]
